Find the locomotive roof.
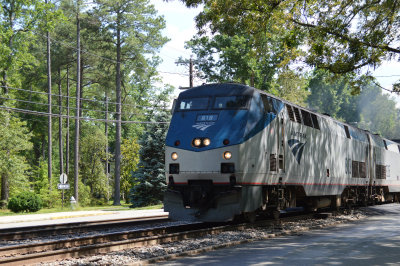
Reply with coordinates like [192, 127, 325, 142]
[179, 83, 255, 98]
[182, 83, 395, 145]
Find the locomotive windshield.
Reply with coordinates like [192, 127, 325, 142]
[177, 97, 210, 111]
[213, 95, 250, 109]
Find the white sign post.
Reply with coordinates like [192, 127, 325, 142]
[58, 173, 69, 208]
[60, 173, 68, 184]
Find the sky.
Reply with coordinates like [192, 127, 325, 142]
[150, 0, 203, 93]
[151, 0, 400, 105]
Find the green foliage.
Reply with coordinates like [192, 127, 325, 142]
[129, 110, 170, 207]
[270, 69, 310, 106]
[79, 124, 109, 202]
[186, 26, 303, 92]
[77, 179, 91, 207]
[307, 71, 400, 139]
[32, 160, 49, 195]
[91, 0, 169, 96]
[0, 0, 62, 87]
[31, 160, 60, 208]
[357, 84, 400, 139]
[185, 11, 309, 96]
[307, 70, 359, 122]
[121, 138, 140, 203]
[0, 0, 173, 210]
[8, 191, 43, 213]
[0, 0, 174, 210]
[0, 111, 32, 207]
[182, 0, 400, 92]
[186, 34, 277, 90]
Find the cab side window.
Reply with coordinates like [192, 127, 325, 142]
[261, 95, 276, 114]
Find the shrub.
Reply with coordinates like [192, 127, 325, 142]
[8, 191, 43, 213]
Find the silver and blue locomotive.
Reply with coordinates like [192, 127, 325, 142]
[164, 83, 400, 221]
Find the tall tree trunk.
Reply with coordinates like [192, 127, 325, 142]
[66, 66, 70, 177]
[1, 114, 10, 208]
[46, 0, 52, 190]
[113, 12, 122, 206]
[105, 93, 109, 200]
[74, 3, 81, 203]
[79, 56, 83, 118]
[58, 67, 64, 175]
[0, 172, 9, 209]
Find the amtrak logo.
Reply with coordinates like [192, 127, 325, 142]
[288, 139, 307, 164]
[192, 123, 214, 131]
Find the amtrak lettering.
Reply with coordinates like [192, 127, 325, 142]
[291, 131, 307, 139]
[288, 139, 307, 164]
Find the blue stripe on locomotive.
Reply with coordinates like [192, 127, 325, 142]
[165, 84, 284, 151]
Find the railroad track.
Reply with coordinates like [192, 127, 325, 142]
[0, 221, 220, 265]
[0, 213, 318, 265]
[0, 215, 169, 241]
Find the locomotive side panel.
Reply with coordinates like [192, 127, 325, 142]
[239, 92, 284, 184]
[283, 107, 371, 196]
[343, 126, 370, 187]
[283, 109, 305, 182]
[299, 116, 347, 195]
[370, 134, 390, 188]
[376, 139, 400, 192]
[386, 141, 400, 192]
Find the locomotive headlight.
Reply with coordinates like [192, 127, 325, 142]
[193, 138, 201, 147]
[203, 138, 211, 146]
[171, 152, 178, 161]
[223, 151, 232, 160]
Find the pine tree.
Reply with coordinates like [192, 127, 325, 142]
[129, 110, 170, 207]
[92, 0, 168, 205]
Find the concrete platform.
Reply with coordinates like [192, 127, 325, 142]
[0, 208, 168, 229]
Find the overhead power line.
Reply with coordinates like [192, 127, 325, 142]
[372, 80, 400, 94]
[1, 85, 169, 109]
[158, 70, 189, 77]
[0, 95, 119, 115]
[0, 105, 170, 124]
[374, 74, 400, 78]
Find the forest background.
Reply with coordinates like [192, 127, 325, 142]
[0, 0, 400, 211]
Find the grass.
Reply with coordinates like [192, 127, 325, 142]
[0, 203, 163, 217]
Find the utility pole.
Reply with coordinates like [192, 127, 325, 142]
[176, 56, 195, 88]
[189, 57, 193, 88]
[74, 1, 81, 203]
[114, 11, 122, 206]
[46, 0, 52, 190]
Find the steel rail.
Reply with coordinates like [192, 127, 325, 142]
[0, 222, 224, 265]
[0, 215, 169, 241]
